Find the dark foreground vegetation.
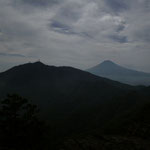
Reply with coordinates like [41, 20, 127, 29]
[0, 62, 150, 149]
[0, 94, 46, 150]
[0, 90, 150, 150]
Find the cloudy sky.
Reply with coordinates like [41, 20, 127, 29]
[0, 0, 150, 72]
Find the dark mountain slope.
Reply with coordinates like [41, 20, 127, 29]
[87, 60, 150, 85]
[0, 62, 149, 149]
[1, 62, 147, 149]
[60, 87, 150, 150]
[0, 62, 135, 122]
[0, 61, 134, 103]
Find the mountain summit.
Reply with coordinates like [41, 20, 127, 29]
[100, 60, 115, 65]
[87, 60, 150, 85]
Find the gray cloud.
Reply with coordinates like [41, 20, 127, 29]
[13, 0, 61, 7]
[0, 52, 26, 58]
[108, 35, 128, 43]
[0, 0, 150, 72]
[104, 0, 129, 13]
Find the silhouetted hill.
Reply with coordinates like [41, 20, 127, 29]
[87, 60, 150, 85]
[0, 62, 149, 149]
[0, 62, 135, 134]
[0, 61, 134, 102]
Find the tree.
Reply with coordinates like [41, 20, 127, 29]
[0, 94, 46, 150]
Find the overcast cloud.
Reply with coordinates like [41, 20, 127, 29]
[0, 0, 150, 72]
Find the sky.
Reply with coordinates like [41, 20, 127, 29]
[0, 0, 150, 72]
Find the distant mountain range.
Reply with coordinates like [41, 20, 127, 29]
[87, 60, 150, 85]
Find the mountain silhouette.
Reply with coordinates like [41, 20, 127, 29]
[0, 62, 150, 149]
[0, 61, 134, 116]
[87, 60, 150, 85]
[0, 61, 133, 103]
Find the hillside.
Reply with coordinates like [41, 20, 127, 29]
[60, 87, 150, 150]
[0, 61, 133, 104]
[0, 62, 149, 149]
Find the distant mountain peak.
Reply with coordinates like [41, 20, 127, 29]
[101, 60, 115, 65]
[87, 60, 150, 86]
[103, 60, 114, 63]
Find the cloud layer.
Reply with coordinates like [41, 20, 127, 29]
[0, 0, 150, 72]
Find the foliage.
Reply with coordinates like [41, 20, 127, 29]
[0, 94, 46, 150]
